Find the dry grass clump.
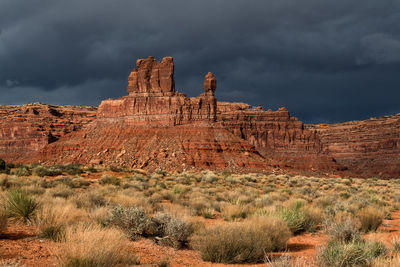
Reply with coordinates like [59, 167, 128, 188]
[372, 255, 400, 267]
[221, 204, 250, 221]
[50, 184, 75, 199]
[36, 202, 89, 241]
[325, 214, 361, 243]
[265, 254, 313, 267]
[72, 191, 108, 209]
[278, 200, 323, 234]
[56, 224, 139, 267]
[356, 206, 384, 233]
[317, 239, 386, 267]
[191, 217, 291, 263]
[319, 209, 387, 267]
[99, 174, 121, 186]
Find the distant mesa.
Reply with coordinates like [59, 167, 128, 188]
[0, 56, 399, 178]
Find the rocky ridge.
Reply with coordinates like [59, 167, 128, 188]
[0, 56, 398, 177]
[0, 103, 96, 162]
[308, 114, 400, 178]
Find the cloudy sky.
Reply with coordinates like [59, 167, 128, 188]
[1, 0, 399, 123]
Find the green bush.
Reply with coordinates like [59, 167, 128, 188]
[191, 217, 291, 263]
[3, 189, 38, 223]
[60, 164, 83, 176]
[278, 200, 321, 234]
[33, 165, 62, 177]
[317, 239, 386, 267]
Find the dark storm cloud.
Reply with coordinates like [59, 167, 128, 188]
[0, 0, 399, 123]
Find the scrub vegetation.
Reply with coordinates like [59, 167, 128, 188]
[0, 162, 399, 266]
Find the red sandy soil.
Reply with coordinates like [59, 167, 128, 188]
[1, 211, 400, 266]
[0, 224, 55, 266]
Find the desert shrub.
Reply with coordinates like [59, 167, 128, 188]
[104, 206, 151, 240]
[55, 177, 90, 189]
[36, 200, 89, 241]
[100, 175, 120, 186]
[73, 192, 107, 209]
[201, 208, 215, 219]
[12, 166, 31, 177]
[86, 166, 98, 173]
[51, 185, 75, 199]
[33, 165, 62, 177]
[265, 254, 313, 267]
[356, 206, 384, 233]
[36, 205, 67, 242]
[191, 217, 291, 263]
[221, 204, 249, 221]
[56, 224, 139, 267]
[151, 213, 194, 249]
[23, 185, 46, 196]
[278, 200, 321, 234]
[325, 215, 361, 243]
[3, 189, 38, 223]
[373, 256, 400, 267]
[317, 239, 386, 267]
[0, 210, 7, 233]
[201, 171, 218, 183]
[110, 165, 127, 172]
[0, 175, 18, 189]
[188, 197, 209, 216]
[71, 178, 91, 188]
[392, 237, 400, 253]
[155, 169, 168, 176]
[56, 164, 83, 176]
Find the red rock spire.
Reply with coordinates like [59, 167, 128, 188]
[203, 72, 216, 95]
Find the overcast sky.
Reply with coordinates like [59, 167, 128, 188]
[1, 0, 399, 123]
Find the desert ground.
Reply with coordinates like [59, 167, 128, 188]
[1, 163, 400, 266]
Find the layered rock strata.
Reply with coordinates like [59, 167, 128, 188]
[0, 56, 398, 177]
[0, 103, 96, 162]
[39, 57, 266, 170]
[217, 102, 339, 171]
[98, 57, 216, 125]
[308, 114, 400, 178]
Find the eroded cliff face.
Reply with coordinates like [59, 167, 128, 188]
[97, 57, 216, 125]
[217, 102, 339, 171]
[0, 56, 398, 177]
[0, 104, 96, 162]
[308, 114, 400, 178]
[38, 57, 267, 170]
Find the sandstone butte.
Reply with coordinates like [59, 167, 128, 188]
[0, 56, 399, 178]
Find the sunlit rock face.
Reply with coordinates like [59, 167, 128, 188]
[1, 56, 398, 178]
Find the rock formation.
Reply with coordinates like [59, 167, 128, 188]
[98, 56, 216, 125]
[308, 114, 400, 178]
[0, 56, 398, 177]
[38, 57, 267, 170]
[0, 103, 96, 162]
[217, 103, 339, 171]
